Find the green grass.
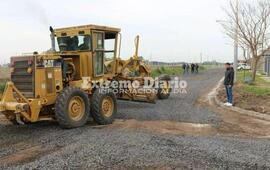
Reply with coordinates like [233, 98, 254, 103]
[201, 64, 221, 70]
[0, 83, 5, 93]
[243, 86, 270, 96]
[0, 66, 9, 94]
[150, 64, 211, 77]
[238, 71, 269, 84]
[199, 65, 208, 71]
[237, 71, 270, 96]
[0, 67, 10, 79]
[151, 66, 183, 77]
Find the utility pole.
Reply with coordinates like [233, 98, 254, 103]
[234, 0, 239, 81]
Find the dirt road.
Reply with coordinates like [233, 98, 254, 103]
[1, 68, 270, 169]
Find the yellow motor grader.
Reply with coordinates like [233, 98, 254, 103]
[0, 24, 171, 128]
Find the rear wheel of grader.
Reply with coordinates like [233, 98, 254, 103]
[91, 89, 117, 125]
[55, 87, 90, 128]
[157, 75, 172, 100]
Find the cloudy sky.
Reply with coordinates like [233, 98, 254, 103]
[0, 0, 237, 63]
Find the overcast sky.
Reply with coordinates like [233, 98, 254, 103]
[0, 0, 238, 63]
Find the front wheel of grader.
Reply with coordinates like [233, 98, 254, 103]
[55, 87, 90, 129]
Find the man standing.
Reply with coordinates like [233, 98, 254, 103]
[224, 63, 235, 106]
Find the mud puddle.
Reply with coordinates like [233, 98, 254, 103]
[0, 145, 52, 166]
[110, 119, 217, 136]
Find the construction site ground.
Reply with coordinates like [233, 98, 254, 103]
[1, 68, 270, 169]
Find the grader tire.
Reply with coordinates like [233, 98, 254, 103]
[55, 87, 90, 129]
[157, 75, 171, 100]
[91, 90, 117, 125]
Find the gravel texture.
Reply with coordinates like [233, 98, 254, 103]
[0, 68, 270, 169]
[117, 69, 223, 125]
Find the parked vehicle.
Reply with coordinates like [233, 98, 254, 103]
[237, 63, 251, 70]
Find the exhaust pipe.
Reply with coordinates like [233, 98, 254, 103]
[50, 26, 56, 52]
[134, 35, 140, 59]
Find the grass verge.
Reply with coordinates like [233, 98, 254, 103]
[237, 71, 270, 96]
[151, 66, 183, 77]
[243, 86, 270, 96]
[150, 65, 209, 77]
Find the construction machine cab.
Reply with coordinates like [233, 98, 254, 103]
[56, 35, 91, 51]
[52, 25, 120, 79]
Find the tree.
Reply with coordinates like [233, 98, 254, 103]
[220, 0, 270, 81]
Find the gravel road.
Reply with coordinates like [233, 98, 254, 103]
[1, 68, 270, 169]
[117, 69, 223, 125]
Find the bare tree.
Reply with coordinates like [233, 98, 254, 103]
[220, 0, 270, 81]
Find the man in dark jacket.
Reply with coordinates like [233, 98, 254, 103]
[182, 63, 186, 74]
[195, 63, 199, 73]
[186, 64, 190, 74]
[191, 63, 195, 73]
[224, 63, 234, 106]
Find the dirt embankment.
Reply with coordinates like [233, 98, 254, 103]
[217, 83, 270, 114]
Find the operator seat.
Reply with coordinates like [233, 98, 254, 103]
[79, 36, 90, 50]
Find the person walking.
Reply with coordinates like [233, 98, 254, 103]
[195, 63, 199, 73]
[182, 63, 186, 74]
[224, 63, 235, 106]
[191, 63, 195, 74]
[186, 64, 190, 74]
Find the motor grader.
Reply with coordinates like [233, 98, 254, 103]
[0, 24, 171, 128]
